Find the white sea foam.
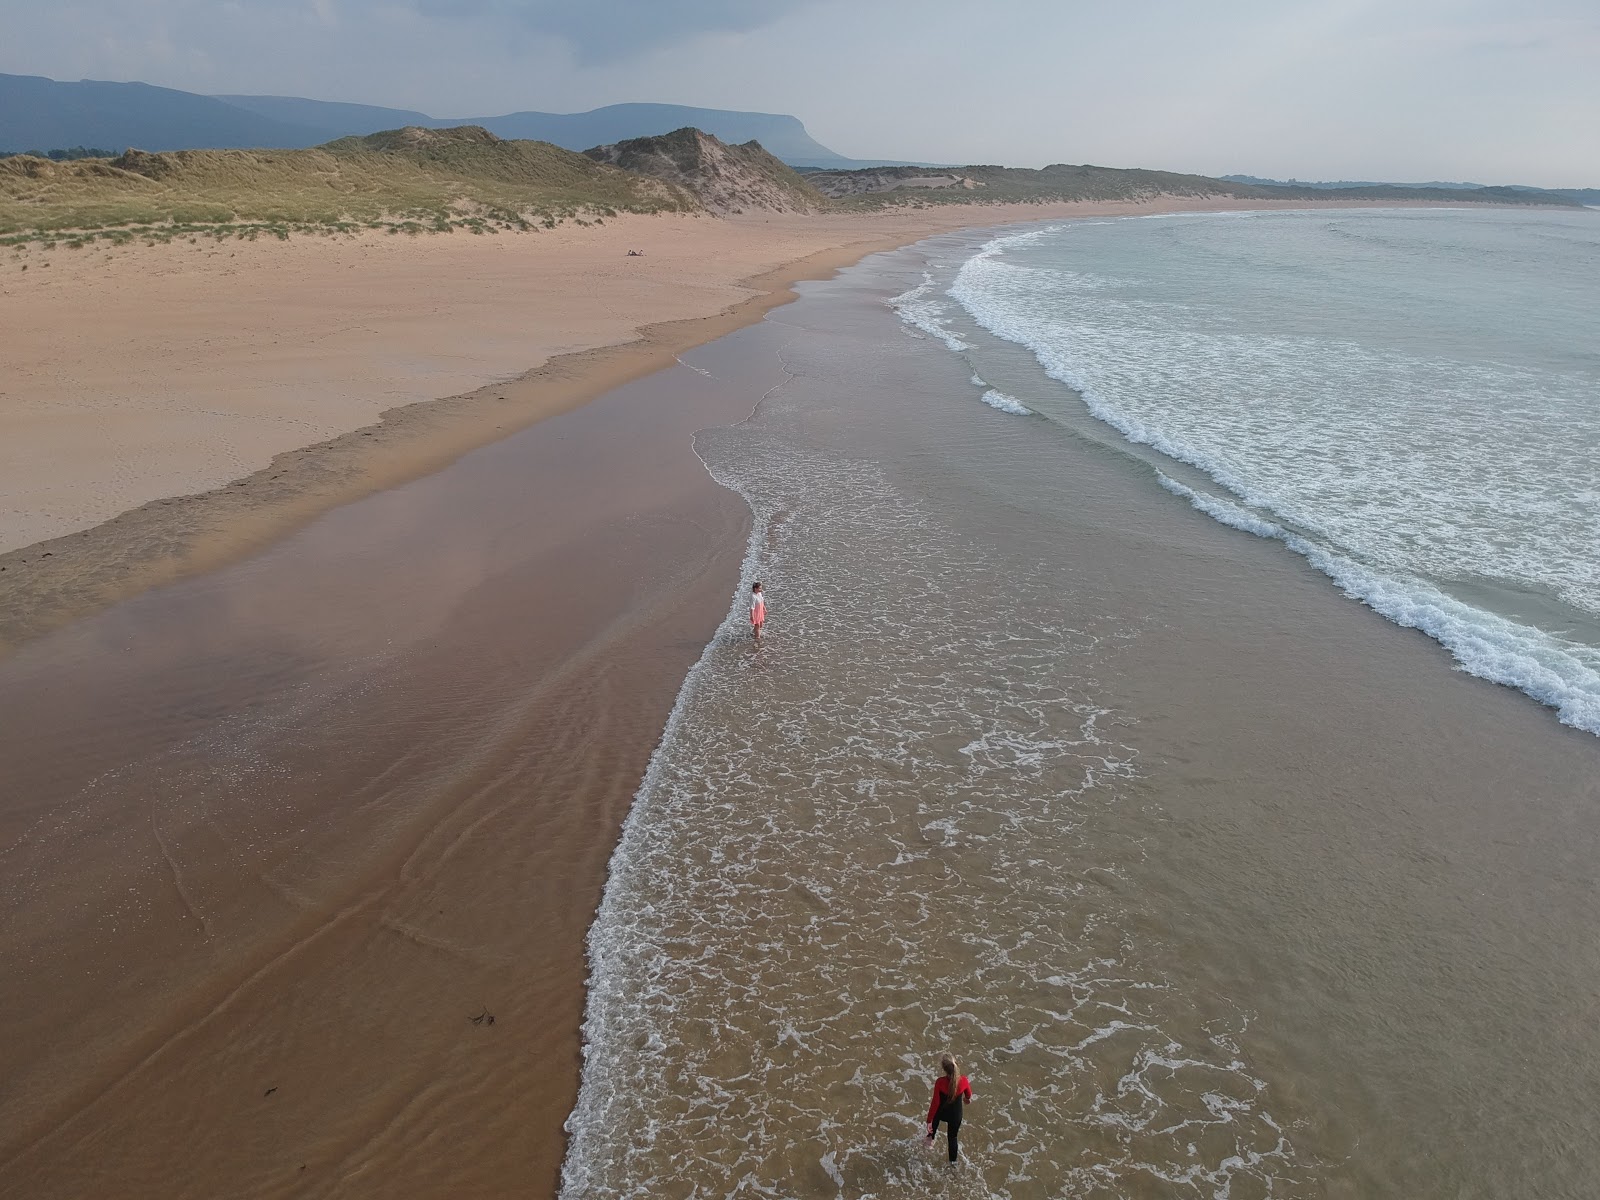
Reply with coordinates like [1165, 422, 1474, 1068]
[944, 216, 1600, 736]
[980, 389, 1032, 415]
[562, 353, 1300, 1196]
[1156, 473, 1600, 734]
[887, 272, 971, 352]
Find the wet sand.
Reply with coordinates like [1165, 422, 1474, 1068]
[0, 350, 784, 1199]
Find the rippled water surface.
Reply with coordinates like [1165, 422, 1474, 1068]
[931, 209, 1600, 733]
[566, 341, 1297, 1200]
[563, 217, 1600, 1200]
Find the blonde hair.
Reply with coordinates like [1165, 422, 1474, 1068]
[940, 1053, 958, 1081]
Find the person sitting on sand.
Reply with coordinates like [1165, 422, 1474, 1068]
[926, 1053, 973, 1163]
[750, 581, 766, 640]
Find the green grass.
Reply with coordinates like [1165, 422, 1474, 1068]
[822, 163, 1249, 210]
[818, 162, 1583, 210]
[0, 125, 698, 242]
[7, 130, 1571, 246]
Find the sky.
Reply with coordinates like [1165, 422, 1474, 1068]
[2, 0, 1596, 184]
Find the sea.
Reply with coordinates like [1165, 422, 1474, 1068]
[561, 208, 1600, 1199]
[915, 207, 1600, 736]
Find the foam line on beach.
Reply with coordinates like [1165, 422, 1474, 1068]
[560, 331, 793, 1198]
[936, 217, 1600, 737]
[979, 389, 1032, 415]
[1155, 473, 1600, 735]
[558, 297, 1300, 1196]
[887, 271, 972, 352]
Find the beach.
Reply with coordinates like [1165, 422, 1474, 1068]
[0, 197, 1291, 1199]
[3, 200, 1597, 1200]
[0, 196, 1455, 652]
[563, 219, 1600, 1198]
[0, 355, 766, 1199]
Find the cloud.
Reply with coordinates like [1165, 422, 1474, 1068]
[406, 0, 823, 63]
[0, 0, 1594, 182]
[1365, 13, 1600, 56]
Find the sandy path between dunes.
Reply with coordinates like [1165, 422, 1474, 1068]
[0, 197, 1403, 651]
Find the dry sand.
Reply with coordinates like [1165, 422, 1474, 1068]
[0, 197, 1388, 652]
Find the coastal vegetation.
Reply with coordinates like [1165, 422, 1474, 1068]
[809, 162, 1244, 206]
[807, 162, 1583, 209]
[0, 125, 696, 246]
[1232, 180, 1579, 206]
[0, 145, 118, 162]
[1, 124, 1580, 247]
[1225, 173, 1600, 207]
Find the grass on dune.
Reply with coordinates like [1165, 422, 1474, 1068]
[0, 125, 698, 244]
[818, 162, 1581, 210]
[824, 163, 1250, 209]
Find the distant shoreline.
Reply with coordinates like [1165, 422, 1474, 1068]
[0, 196, 1520, 654]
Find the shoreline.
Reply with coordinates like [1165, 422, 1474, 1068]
[3, 201, 1594, 1200]
[559, 221, 1600, 1196]
[0, 235, 881, 651]
[0, 338, 774, 1199]
[0, 196, 1490, 655]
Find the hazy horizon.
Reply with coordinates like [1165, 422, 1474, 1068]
[2, 0, 1596, 187]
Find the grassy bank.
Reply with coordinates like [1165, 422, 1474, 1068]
[5, 126, 1581, 248]
[806, 162, 1585, 210]
[0, 125, 696, 246]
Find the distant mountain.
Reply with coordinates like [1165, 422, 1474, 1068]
[225, 96, 925, 168]
[214, 94, 436, 139]
[4, 73, 910, 168]
[240, 97, 928, 169]
[0, 73, 326, 153]
[1223, 174, 1599, 207]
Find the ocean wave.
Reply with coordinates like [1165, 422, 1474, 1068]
[887, 271, 971, 352]
[561, 389, 1301, 1196]
[944, 219, 1600, 737]
[980, 389, 1033, 415]
[1155, 474, 1600, 735]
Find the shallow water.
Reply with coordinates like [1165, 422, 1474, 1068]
[564, 226, 1600, 1199]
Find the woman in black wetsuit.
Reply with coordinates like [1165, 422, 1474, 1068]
[925, 1053, 973, 1163]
